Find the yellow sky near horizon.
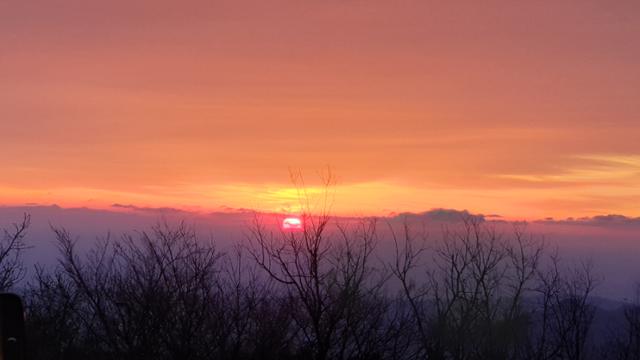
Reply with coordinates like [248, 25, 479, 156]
[1, 1, 639, 219]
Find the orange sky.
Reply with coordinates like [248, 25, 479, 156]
[1, 0, 639, 219]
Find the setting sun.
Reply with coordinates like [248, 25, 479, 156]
[282, 216, 303, 231]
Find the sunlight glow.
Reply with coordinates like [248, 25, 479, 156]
[282, 217, 303, 231]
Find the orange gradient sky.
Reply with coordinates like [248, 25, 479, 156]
[1, 0, 639, 219]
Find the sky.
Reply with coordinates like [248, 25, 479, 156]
[1, 0, 640, 219]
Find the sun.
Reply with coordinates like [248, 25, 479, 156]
[282, 216, 303, 231]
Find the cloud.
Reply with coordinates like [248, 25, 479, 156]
[111, 203, 186, 214]
[497, 154, 640, 186]
[535, 214, 640, 227]
[388, 208, 485, 223]
[214, 205, 254, 214]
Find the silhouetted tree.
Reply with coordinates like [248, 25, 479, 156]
[248, 170, 397, 360]
[17, 208, 613, 360]
[25, 221, 302, 360]
[0, 213, 30, 291]
[522, 253, 597, 360]
[599, 285, 640, 360]
[390, 217, 547, 360]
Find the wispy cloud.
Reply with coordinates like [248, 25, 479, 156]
[496, 154, 640, 185]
